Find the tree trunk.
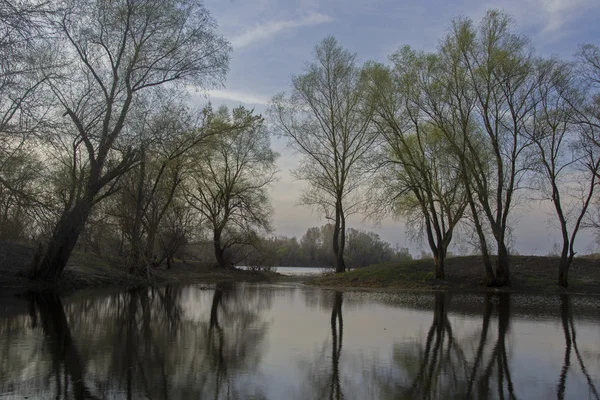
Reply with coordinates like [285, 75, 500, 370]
[144, 227, 157, 262]
[213, 229, 226, 268]
[433, 250, 445, 280]
[424, 216, 445, 280]
[556, 238, 571, 287]
[467, 198, 496, 286]
[495, 240, 510, 286]
[558, 259, 569, 288]
[332, 201, 346, 273]
[129, 149, 146, 273]
[29, 198, 93, 281]
[338, 209, 346, 273]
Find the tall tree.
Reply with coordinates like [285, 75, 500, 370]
[184, 107, 277, 268]
[525, 60, 600, 287]
[29, 0, 230, 281]
[364, 59, 467, 279]
[392, 12, 537, 285]
[270, 36, 377, 273]
[446, 11, 539, 284]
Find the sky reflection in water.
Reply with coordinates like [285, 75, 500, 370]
[0, 284, 599, 399]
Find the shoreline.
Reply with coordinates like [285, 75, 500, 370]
[307, 255, 600, 296]
[0, 240, 279, 297]
[2, 239, 599, 297]
[0, 265, 280, 298]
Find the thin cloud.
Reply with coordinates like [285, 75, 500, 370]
[538, 0, 596, 33]
[231, 13, 333, 48]
[208, 89, 269, 105]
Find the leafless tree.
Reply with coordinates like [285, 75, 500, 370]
[270, 36, 377, 273]
[524, 59, 600, 287]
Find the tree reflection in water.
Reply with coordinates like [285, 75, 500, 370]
[295, 290, 345, 400]
[28, 293, 99, 400]
[2, 288, 600, 399]
[369, 292, 600, 400]
[0, 284, 271, 399]
[557, 294, 599, 400]
[330, 291, 343, 400]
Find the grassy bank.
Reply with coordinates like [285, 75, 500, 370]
[0, 240, 275, 296]
[309, 255, 600, 294]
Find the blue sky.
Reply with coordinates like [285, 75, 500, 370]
[194, 0, 600, 256]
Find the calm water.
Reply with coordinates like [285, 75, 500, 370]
[237, 266, 326, 276]
[0, 284, 599, 399]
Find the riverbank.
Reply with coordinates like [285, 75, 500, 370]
[0, 240, 276, 296]
[309, 255, 600, 294]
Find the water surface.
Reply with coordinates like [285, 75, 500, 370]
[237, 266, 326, 276]
[0, 284, 599, 399]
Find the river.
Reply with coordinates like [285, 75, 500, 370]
[0, 282, 599, 399]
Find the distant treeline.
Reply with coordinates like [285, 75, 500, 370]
[242, 225, 412, 269]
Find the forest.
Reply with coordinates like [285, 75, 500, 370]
[1, 0, 600, 289]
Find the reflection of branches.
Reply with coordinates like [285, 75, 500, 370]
[478, 293, 515, 400]
[408, 292, 466, 399]
[0, 284, 271, 398]
[466, 293, 492, 397]
[557, 295, 599, 400]
[365, 292, 521, 399]
[208, 284, 228, 400]
[330, 291, 343, 400]
[28, 293, 100, 400]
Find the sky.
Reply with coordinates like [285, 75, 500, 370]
[192, 0, 600, 256]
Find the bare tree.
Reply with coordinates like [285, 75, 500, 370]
[270, 36, 377, 273]
[29, 0, 231, 281]
[525, 60, 600, 287]
[0, 1, 55, 214]
[184, 107, 277, 268]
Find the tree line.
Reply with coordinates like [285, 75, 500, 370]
[1, 2, 599, 288]
[0, 0, 277, 278]
[245, 224, 412, 269]
[271, 11, 600, 287]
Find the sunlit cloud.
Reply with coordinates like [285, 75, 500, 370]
[230, 13, 333, 48]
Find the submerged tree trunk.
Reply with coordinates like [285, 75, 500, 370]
[29, 198, 94, 281]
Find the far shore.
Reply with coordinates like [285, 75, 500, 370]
[308, 255, 600, 295]
[0, 240, 277, 297]
[3, 240, 600, 297]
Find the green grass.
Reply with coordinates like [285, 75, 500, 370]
[309, 255, 600, 294]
